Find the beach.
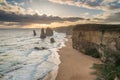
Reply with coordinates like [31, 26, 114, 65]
[56, 38, 101, 80]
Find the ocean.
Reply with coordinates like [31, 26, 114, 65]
[0, 29, 67, 80]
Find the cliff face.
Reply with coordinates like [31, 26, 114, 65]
[72, 24, 120, 62]
[54, 26, 73, 35]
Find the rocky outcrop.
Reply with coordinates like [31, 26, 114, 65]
[34, 47, 47, 50]
[72, 24, 120, 61]
[33, 30, 36, 36]
[46, 28, 53, 36]
[40, 28, 46, 39]
[50, 38, 55, 43]
[40, 28, 54, 39]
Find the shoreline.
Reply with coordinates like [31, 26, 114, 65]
[43, 37, 68, 80]
[43, 66, 59, 80]
[43, 36, 68, 80]
[56, 38, 101, 80]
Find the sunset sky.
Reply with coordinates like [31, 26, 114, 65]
[0, 0, 120, 28]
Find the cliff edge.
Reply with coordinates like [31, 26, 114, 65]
[72, 24, 120, 62]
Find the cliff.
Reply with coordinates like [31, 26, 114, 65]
[54, 26, 73, 35]
[72, 24, 120, 62]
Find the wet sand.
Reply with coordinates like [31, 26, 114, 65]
[56, 38, 101, 80]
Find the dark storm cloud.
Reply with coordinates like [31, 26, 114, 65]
[0, 10, 85, 24]
[64, 17, 84, 22]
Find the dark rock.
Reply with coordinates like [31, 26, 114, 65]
[40, 28, 46, 39]
[34, 47, 40, 50]
[41, 47, 47, 50]
[50, 38, 55, 43]
[33, 30, 36, 36]
[34, 47, 47, 50]
[0, 74, 4, 78]
[46, 27, 53, 36]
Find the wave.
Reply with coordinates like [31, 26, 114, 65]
[0, 30, 67, 80]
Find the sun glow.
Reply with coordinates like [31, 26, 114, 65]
[21, 20, 90, 28]
[21, 24, 50, 28]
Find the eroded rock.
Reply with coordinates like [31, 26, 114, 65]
[34, 47, 47, 50]
[50, 38, 55, 43]
[40, 28, 46, 39]
[33, 30, 36, 36]
[46, 28, 53, 36]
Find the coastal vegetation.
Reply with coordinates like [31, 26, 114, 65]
[93, 53, 120, 80]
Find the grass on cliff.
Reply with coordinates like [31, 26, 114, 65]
[93, 53, 120, 80]
[85, 48, 100, 58]
[93, 64, 120, 80]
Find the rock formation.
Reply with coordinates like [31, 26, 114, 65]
[46, 27, 53, 36]
[40, 28, 46, 39]
[34, 47, 47, 50]
[50, 38, 55, 43]
[33, 30, 36, 36]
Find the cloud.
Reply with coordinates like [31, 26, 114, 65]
[0, 0, 85, 24]
[0, 10, 85, 24]
[92, 11, 120, 23]
[1, 0, 119, 26]
[0, 0, 37, 16]
[11, 1, 25, 6]
[104, 12, 120, 23]
[48, 0, 120, 11]
[29, 0, 33, 3]
[63, 17, 84, 22]
[0, 0, 6, 3]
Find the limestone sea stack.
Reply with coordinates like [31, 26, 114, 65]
[46, 27, 53, 36]
[50, 38, 55, 43]
[40, 28, 46, 39]
[33, 30, 36, 36]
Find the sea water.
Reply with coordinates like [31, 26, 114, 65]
[0, 29, 67, 80]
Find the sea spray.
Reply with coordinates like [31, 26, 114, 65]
[0, 29, 67, 80]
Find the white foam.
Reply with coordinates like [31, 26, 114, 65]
[0, 30, 67, 80]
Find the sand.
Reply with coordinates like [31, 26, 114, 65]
[56, 38, 101, 80]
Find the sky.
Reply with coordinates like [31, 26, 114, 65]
[0, 0, 120, 28]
